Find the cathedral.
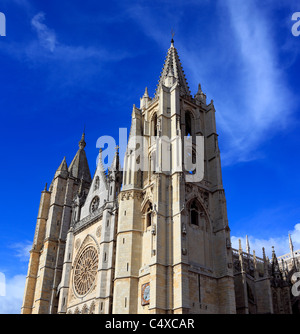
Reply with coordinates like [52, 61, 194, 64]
[21, 40, 300, 314]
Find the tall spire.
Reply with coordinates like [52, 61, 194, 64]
[155, 41, 191, 98]
[68, 133, 91, 183]
[289, 233, 294, 254]
[289, 233, 296, 268]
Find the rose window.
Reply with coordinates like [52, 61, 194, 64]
[73, 246, 98, 296]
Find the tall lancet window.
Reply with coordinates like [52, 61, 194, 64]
[146, 203, 153, 228]
[190, 199, 200, 226]
[152, 113, 158, 137]
[185, 112, 192, 137]
[185, 111, 196, 143]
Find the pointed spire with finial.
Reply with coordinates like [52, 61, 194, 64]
[238, 239, 245, 273]
[253, 250, 259, 279]
[246, 235, 250, 254]
[238, 238, 243, 253]
[289, 233, 297, 268]
[155, 33, 191, 98]
[68, 133, 91, 183]
[289, 233, 294, 254]
[79, 131, 86, 150]
[109, 145, 121, 175]
[262, 247, 269, 276]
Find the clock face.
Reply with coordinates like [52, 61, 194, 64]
[90, 196, 100, 213]
[141, 283, 150, 305]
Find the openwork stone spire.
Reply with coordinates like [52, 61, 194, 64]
[155, 40, 191, 98]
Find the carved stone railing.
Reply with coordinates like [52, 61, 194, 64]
[231, 248, 264, 264]
[74, 207, 103, 233]
[277, 249, 300, 261]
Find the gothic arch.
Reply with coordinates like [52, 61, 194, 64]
[185, 190, 210, 224]
[182, 109, 196, 137]
[141, 200, 153, 230]
[185, 197, 213, 268]
[186, 198, 210, 232]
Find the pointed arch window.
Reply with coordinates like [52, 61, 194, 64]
[146, 203, 153, 228]
[152, 113, 158, 137]
[185, 112, 192, 137]
[190, 199, 200, 226]
[185, 111, 196, 143]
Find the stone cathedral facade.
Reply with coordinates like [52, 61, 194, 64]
[21, 41, 299, 314]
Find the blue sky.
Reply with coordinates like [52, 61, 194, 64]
[0, 0, 300, 313]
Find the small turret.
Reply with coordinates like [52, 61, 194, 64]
[140, 87, 151, 109]
[271, 246, 282, 280]
[194, 83, 206, 104]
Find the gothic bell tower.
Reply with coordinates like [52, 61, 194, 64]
[113, 39, 236, 314]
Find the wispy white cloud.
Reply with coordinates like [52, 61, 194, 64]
[0, 10, 134, 92]
[9, 241, 31, 262]
[27, 12, 131, 62]
[0, 274, 26, 314]
[215, 0, 295, 165]
[31, 12, 57, 52]
[231, 223, 300, 259]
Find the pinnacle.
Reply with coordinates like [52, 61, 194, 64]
[79, 132, 86, 150]
[54, 156, 69, 179]
[57, 156, 68, 171]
